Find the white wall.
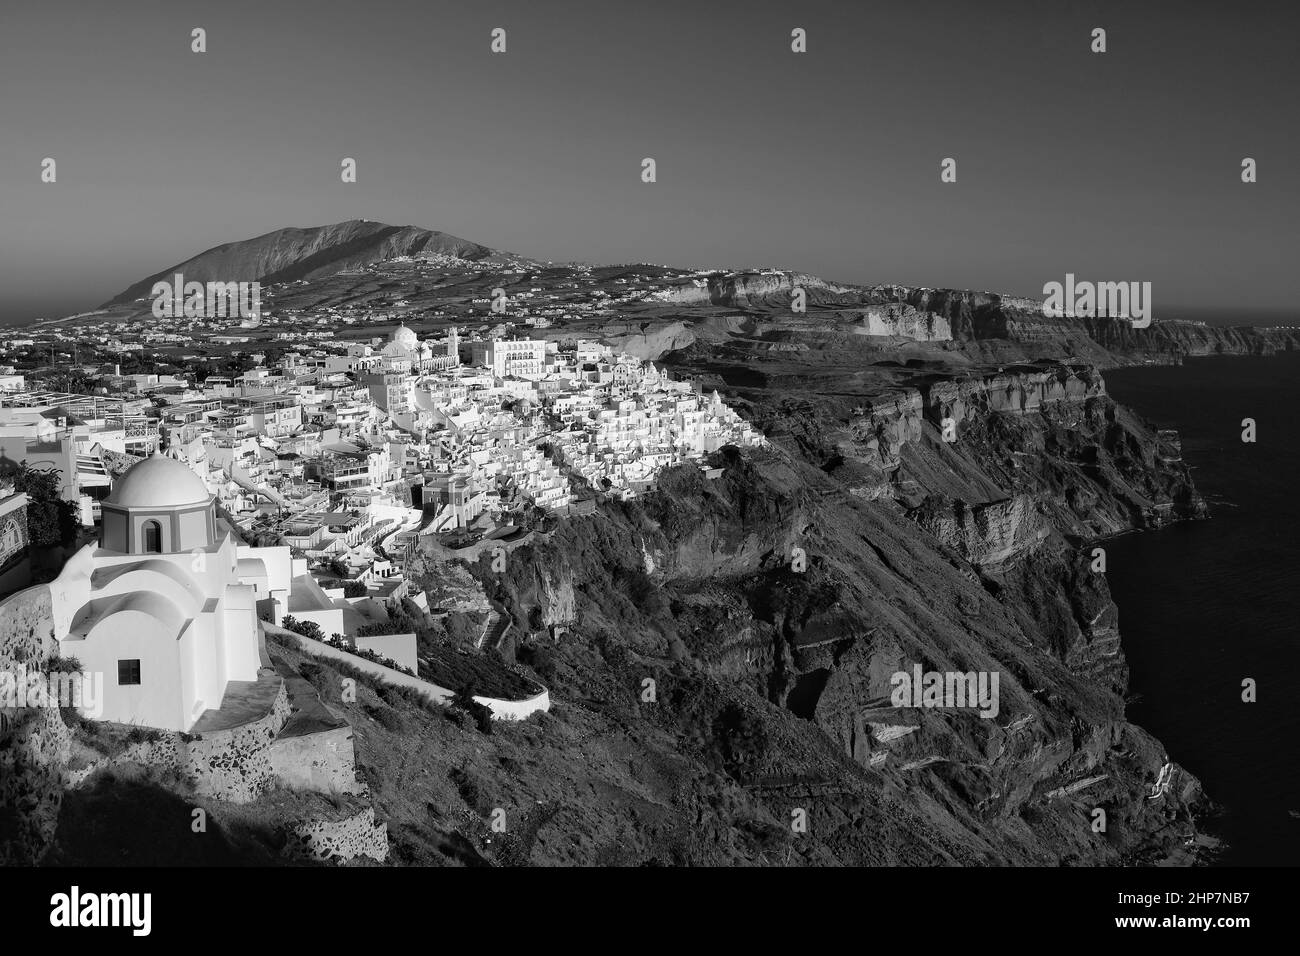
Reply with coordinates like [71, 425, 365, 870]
[74, 609, 187, 731]
[353, 632, 417, 673]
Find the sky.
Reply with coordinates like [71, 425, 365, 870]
[1, 0, 1296, 324]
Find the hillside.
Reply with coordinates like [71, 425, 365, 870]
[102, 220, 512, 307]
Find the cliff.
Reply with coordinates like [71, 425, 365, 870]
[908, 287, 1299, 365]
[633, 270, 1296, 366]
[388, 359, 1212, 865]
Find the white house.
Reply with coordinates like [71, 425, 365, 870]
[52, 453, 288, 732]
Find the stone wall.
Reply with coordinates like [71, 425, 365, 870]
[65, 681, 294, 804]
[417, 529, 542, 565]
[186, 682, 293, 802]
[0, 584, 57, 671]
[479, 687, 551, 721]
[0, 706, 71, 864]
[283, 806, 388, 863]
[0, 583, 68, 864]
[0, 493, 30, 570]
[353, 632, 417, 674]
[269, 725, 362, 795]
[274, 624, 551, 720]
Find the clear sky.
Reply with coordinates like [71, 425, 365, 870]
[1, 0, 1295, 323]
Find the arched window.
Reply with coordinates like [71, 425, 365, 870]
[142, 520, 162, 554]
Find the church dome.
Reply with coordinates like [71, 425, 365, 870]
[391, 323, 418, 350]
[106, 454, 211, 509]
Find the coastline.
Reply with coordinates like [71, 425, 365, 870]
[1101, 350, 1300, 866]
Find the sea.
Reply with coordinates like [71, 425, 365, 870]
[1104, 351, 1300, 867]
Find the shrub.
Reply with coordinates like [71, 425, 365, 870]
[280, 615, 325, 642]
[356, 622, 394, 637]
[46, 654, 83, 674]
[321, 579, 368, 598]
[516, 642, 556, 683]
[452, 683, 493, 735]
[9, 463, 78, 549]
[365, 703, 406, 733]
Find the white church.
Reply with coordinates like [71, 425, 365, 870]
[48, 453, 298, 732]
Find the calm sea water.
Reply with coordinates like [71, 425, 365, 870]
[1105, 352, 1300, 867]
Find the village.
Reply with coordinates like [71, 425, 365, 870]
[0, 311, 765, 864]
[1, 317, 762, 577]
[0, 316, 764, 715]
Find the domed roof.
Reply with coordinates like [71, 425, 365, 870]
[390, 323, 418, 349]
[106, 453, 212, 509]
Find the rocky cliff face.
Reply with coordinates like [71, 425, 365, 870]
[659, 271, 857, 309]
[906, 287, 1299, 365]
[860, 305, 953, 341]
[1078, 316, 1299, 361]
[596, 320, 698, 360]
[661, 273, 954, 343]
[409, 358, 1210, 865]
[650, 271, 1295, 366]
[911, 494, 1051, 571]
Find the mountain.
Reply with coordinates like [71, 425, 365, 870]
[101, 220, 513, 307]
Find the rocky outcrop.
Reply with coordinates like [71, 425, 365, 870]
[920, 364, 1106, 427]
[660, 271, 856, 309]
[859, 304, 953, 341]
[845, 389, 925, 473]
[596, 320, 697, 359]
[912, 494, 1051, 571]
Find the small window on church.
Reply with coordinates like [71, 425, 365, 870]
[118, 659, 141, 685]
[142, 520, 162, 553]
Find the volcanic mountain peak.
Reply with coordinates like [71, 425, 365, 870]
[102, 219, 520, 307]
